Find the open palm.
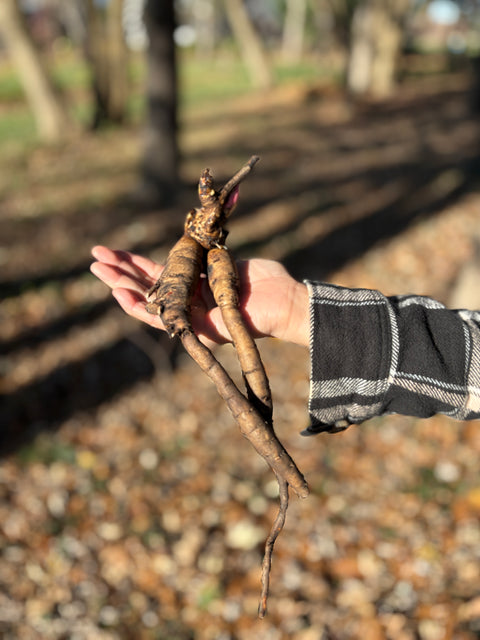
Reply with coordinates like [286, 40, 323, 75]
[90, 245, 309, 346]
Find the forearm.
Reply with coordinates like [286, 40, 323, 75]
[304, 281, 480, 434]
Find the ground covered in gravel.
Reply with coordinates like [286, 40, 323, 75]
[1, 72, 480, 639]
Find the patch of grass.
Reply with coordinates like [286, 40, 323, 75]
[378, 526, 399, 539]
[275, 58, 335, 84]
[50, 51, 91, 92]
[0, 47, 335, 147]
[196, 581, 222, 610]
[0, 109, 36, 144]
[0, 66, 24, 102]
[16, 433, 77, 466]
[179, 49, 334, 108]
[179, 50, 251, 108]
[161, 435, 192, 460]
[0, 47, 89, 103]
[407, 465, 459, 502]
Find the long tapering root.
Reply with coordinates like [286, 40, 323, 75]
[207, 246, 273, 423]
[258, 474, 289, 618]
[181, 329, 299, 615]
[180, 330, 308, 499]
[179, 328, 306, 615]
[145, 157, 309, 616]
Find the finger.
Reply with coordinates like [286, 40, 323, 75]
[91, 246, 163, 281]
[112, 288, 165, 330]
[90, 261, 150, 295]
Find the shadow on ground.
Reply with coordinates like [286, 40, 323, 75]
[1, 74, 479, 454]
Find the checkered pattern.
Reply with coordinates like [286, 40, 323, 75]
[303, 282, 480, 435]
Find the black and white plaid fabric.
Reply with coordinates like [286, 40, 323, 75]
[303, 281, 480, 435]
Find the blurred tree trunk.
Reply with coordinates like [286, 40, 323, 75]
[54, 0, 86, 47]
[193, 0, 217, 58]
[346, 2, 374, 95]
[324, 0, 357, 49]
[471, 56, 480, 114]
[346, 0, 409, 97]
[223, 0, 273, 89]
[137, 0, 179, 205]
[86, 0, 129, 128]
[0, 0, 70, 143]
[105, 0, 129, 121]
[281, 0, 308, 64]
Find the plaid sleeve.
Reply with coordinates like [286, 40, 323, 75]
[303, 281, 480, 435]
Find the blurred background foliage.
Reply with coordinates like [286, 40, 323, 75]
[1, 1, 480, 639]
[0, 1, 479, 146]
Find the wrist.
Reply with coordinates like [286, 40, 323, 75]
[275, 281, 310, 347]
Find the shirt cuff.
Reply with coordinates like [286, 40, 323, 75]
[303, 281, 395, 434]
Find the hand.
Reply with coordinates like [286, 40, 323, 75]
[90, 246, 309, 347]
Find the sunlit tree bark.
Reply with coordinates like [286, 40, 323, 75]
[54, 0, 86, 47]
[223, 0, 273, 89]
[0, 0, 70, 143]
[86, 0, 129, 128]
[346, 0, 409, 97]
[192, 0, 217, 58]
[281, 0, 308, 64]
